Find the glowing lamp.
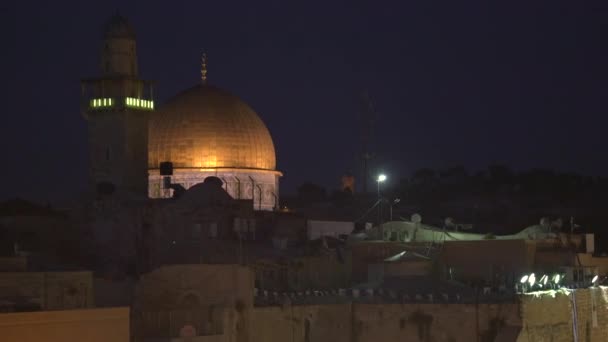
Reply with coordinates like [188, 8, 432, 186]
[528, 273, 536, 286]
[553, 274, 561, 284]
[542, 275, 548, 285]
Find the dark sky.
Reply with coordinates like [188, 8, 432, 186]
[1, 1, 607, 203]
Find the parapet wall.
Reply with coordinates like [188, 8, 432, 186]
[0, 307, 129, 342]
[0, 271, 94, 310]
[250, 302, 520, 342]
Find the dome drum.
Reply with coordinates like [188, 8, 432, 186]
[149, 168, 281, 211]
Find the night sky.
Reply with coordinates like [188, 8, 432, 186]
[1, 1, 607, 203]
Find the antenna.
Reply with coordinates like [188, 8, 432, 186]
[359, 90, 376, 194]
[201, 53, 208, 84]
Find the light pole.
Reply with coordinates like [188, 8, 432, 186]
[377, 174, 386, 227]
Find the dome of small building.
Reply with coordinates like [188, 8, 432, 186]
[103, 13, 136, 39]
[148, 84, 276, 171]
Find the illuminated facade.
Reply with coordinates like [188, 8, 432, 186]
[148, 84, 281, 210]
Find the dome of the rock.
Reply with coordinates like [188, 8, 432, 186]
[148, 84, 276, 170]
[147, 84, 281, 210]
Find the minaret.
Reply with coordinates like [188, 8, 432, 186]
[81, 13, 154, 197]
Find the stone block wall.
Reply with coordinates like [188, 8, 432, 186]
[135, 265, 254, 311]
[0, 271, 93, 310]
[0, 307, 129, 342]
[518, 287, 608, 342]
[0, 257, 27, 272]
[251, 304, 352, 342]
[249, 302, 519, 342]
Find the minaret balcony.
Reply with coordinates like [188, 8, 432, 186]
[85, 97, 155, 111]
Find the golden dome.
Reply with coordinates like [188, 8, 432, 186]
[148, 85, 276, 170]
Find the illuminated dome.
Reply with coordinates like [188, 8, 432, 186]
[148, 85, 276, 170]
[147, 83, 281, 210]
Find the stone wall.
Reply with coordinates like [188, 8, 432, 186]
[0, 271, 94, 310]
[254, 253, 351, 291]
[440, 239, 535, 283]
[251, 304, 353, 342]
[354, 303, 519, 342]
[0, 257, 27, 272]
[249, 302, 519, 342]
[134, 307, 227, 339]
[518, 287, 608, 342]
[577, 253, 608, 276]
[135, 265, 254, 311]
[0, 307, 129, 342]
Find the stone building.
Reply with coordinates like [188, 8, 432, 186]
[0, 256, 94, 313]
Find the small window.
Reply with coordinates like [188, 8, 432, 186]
[192, 223, 201, 239]
[208, 222, 218, 238]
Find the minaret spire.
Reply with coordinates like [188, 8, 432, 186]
[201, 53, 208, 84]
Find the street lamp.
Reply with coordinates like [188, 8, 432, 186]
[377, 174, 386, 226]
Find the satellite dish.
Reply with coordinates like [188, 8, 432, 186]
[411, 213, 422, 224]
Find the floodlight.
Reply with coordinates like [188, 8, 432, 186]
[592, 275, 599, 284]
[552, 274, 562, 286]
[377, 174, 387, 182]
[520, 275, 528, 284]
[528, 273, 536, 286]
[541, 275, 548, 285]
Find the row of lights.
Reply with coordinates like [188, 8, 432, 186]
[90, 98, 114, 108]
[518, 273, 601, 293]
[518, 273, 563, 293]
[125, 97, 154, 109]
[89, 97, 154, 110]
[520, 273, 562, 287]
